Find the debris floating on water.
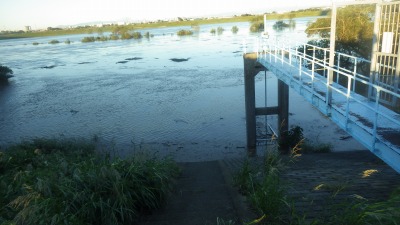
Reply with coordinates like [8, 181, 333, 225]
[170, 58, 190, 62]
[125, 57, 143, 61]
[41, 65, 57, 69]
[70, 109, 79, 115]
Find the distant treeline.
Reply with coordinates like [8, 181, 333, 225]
[0, 8, 329, 40]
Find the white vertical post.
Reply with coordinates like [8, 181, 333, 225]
[353, 58, 357, 92]
[373, 88, 380, 149]
[323, 49, 327, 77]
[337, 54, 341, 83]
[264, 14, 267, 34]
[327, 3, 337, 108]
[345, 74, 352, 130]
[369, 3, 382, 99]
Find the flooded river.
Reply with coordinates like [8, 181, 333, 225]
[0, 18, 365, 161]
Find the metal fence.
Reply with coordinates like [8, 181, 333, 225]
[247, 37, 400, 172]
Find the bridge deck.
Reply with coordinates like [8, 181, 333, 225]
[255, 41, 400, 173]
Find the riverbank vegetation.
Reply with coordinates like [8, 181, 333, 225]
[0, 65, 13, 84]
[301, 4, 375, 98]
[0, 8, 328, 40]
[231, 26, 239, 34]
[249, 8, 328, 33]
[0, 139, 179, 225]
[305, 5, 374, 60]
[234, 145, 400, 224]
[176, 29, 194, 36]
[48, 39, 60, 44]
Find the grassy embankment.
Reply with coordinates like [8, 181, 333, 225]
[0, 139, 179, 225]
[0, 9, 328, 40]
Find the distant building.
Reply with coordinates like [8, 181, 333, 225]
[25, 26, 31, 32]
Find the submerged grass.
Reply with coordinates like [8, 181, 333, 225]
[0, 138, 179, 225]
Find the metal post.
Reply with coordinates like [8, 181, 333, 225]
[264, 14, 267, 34]
[369, 2, 382, 99]
[353, 58, 357, 92]
[373, 88, 380, 150]
[327, 4, 337, 107]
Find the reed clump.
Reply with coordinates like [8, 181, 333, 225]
[0, 138, 179, 225]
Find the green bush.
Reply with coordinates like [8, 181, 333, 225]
[272, 20, 293, 31]
[131, 31, 142, 39]
[81, 36, 96, 43]
[0, 139, 179, 225]
[121, 32, 132, 39]
[217, 27, 224, 35]
[279, 126, 304, 153]
[48, 40, 60, 44]
[231, 26, 239, 34]
[0, 65, 13, 83]
[177, 29, 193, 36]
[210, 28, 216, 34]
[250, 21, 264, 33]
[95, 36, 108, 41]
[109, 34, 119, 40]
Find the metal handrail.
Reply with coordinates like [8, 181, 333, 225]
[252, 38, 400, 153]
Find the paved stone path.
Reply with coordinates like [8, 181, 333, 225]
[141, 161, 254, 225]
[142, 150, 400, 224]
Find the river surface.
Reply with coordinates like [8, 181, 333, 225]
[0, 18, 365, 161]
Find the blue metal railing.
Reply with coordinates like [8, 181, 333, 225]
[245, 37, 400, 173]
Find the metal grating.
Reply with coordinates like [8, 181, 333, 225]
[370, 1, 400, 109]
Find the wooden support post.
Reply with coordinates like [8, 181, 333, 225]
[243, 53, 264, 155]
[278, 79, 289, 153]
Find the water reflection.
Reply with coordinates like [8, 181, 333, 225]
[0, 18, 365, 160]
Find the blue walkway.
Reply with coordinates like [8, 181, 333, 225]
[255, 39, 400, 172]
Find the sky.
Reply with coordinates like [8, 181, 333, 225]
[0, 0, 334, 30]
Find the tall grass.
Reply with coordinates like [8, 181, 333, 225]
[0, 138, 179, 225]
[234, 150, 288, 224]
[234, 139, 398, 225]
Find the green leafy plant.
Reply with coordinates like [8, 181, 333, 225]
[81, 36, 96, 43]
[327, 190, 400, 225]
[0, 138, 179, 225]
[279, 126, 304, 153]
[250, 21, 264, 33]
[95, 36, 109, 41]
[231, 26, 239, 34]
[48, 39, 60, 44]
[109, 34, 120, 40]
[217, 26, 224, 35]
[144, 31, 151, 38]
[0, 65, 13, 83]
[177, 29, 193, 36]
[234, 151, 289, 224]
